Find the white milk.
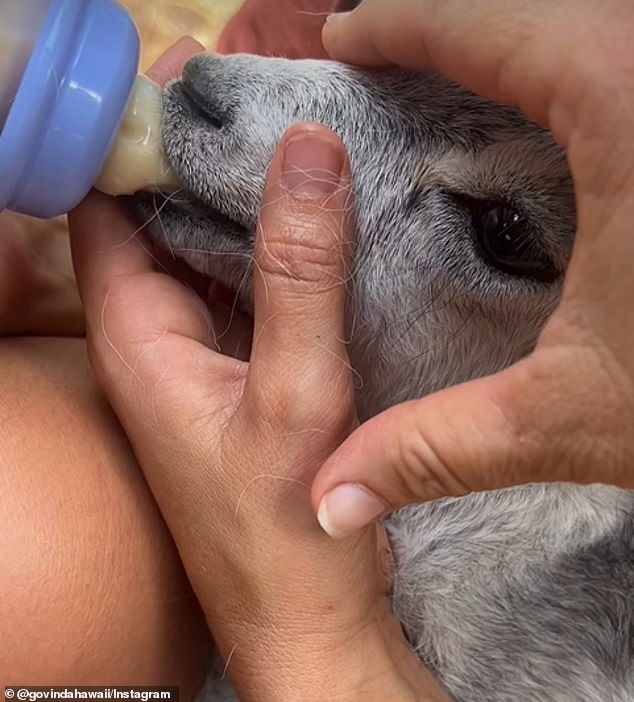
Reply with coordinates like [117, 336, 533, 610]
[95, 75, 181, 196]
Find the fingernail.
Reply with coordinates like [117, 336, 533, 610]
[282, 134, 345, 198]
[317, 483, 386, 539]
[326, 11, 352, 24]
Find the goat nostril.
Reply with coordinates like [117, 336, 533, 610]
[180, 78, 225, 130]
[180, 55, 230, 130]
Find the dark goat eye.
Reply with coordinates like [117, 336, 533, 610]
[471, 203, 555, 281]
[478, 205, 526, 265]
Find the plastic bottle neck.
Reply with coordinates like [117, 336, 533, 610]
[0, 0, 139, 218]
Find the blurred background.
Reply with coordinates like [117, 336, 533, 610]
[119, 0, 243, 69]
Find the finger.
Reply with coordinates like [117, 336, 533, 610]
[68, 192, 215, 371]
[312, 351, 634, 539]
[145, 36, 205, 86]
[324, 0, 631, 142]
[243, 123, 357, 438]
[218, 0, 337, 59]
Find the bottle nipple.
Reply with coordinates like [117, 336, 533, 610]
[95, 75, 181, 197]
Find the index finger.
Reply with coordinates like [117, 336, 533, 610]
[145, 35, 204, 87]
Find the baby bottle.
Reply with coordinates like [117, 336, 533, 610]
[0, 0, 179, 219]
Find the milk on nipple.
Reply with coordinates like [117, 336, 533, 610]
[95, 75, 182, 197]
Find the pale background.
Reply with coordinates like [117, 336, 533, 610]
[119, 0, 244, 69]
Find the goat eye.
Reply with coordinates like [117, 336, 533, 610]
[478, 205, 526, 263]
[471, 203, 554, 280]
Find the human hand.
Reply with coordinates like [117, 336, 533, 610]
[311, 0, 634, 538]
[217, 0, 345, 59]
[68, 90, 448, 702]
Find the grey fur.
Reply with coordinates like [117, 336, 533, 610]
[138, 54, 634, 701]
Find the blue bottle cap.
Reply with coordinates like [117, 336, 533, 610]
[0, 0, 140, 218]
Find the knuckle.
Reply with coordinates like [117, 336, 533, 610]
[253, 367, 356, 441]
[258, 204, 349, 287]
[391, 427, 471, 502]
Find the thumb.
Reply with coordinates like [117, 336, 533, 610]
[311, 352, 634, 539]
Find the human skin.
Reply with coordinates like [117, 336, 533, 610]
[0, 338, 211, 692]
[217, 0, 353, 58]
[0, 212, 83, 335]
[0, 38, 213, 694]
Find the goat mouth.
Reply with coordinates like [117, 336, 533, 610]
[132, 190, 254, 305]
[134, 189, 252, 240]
